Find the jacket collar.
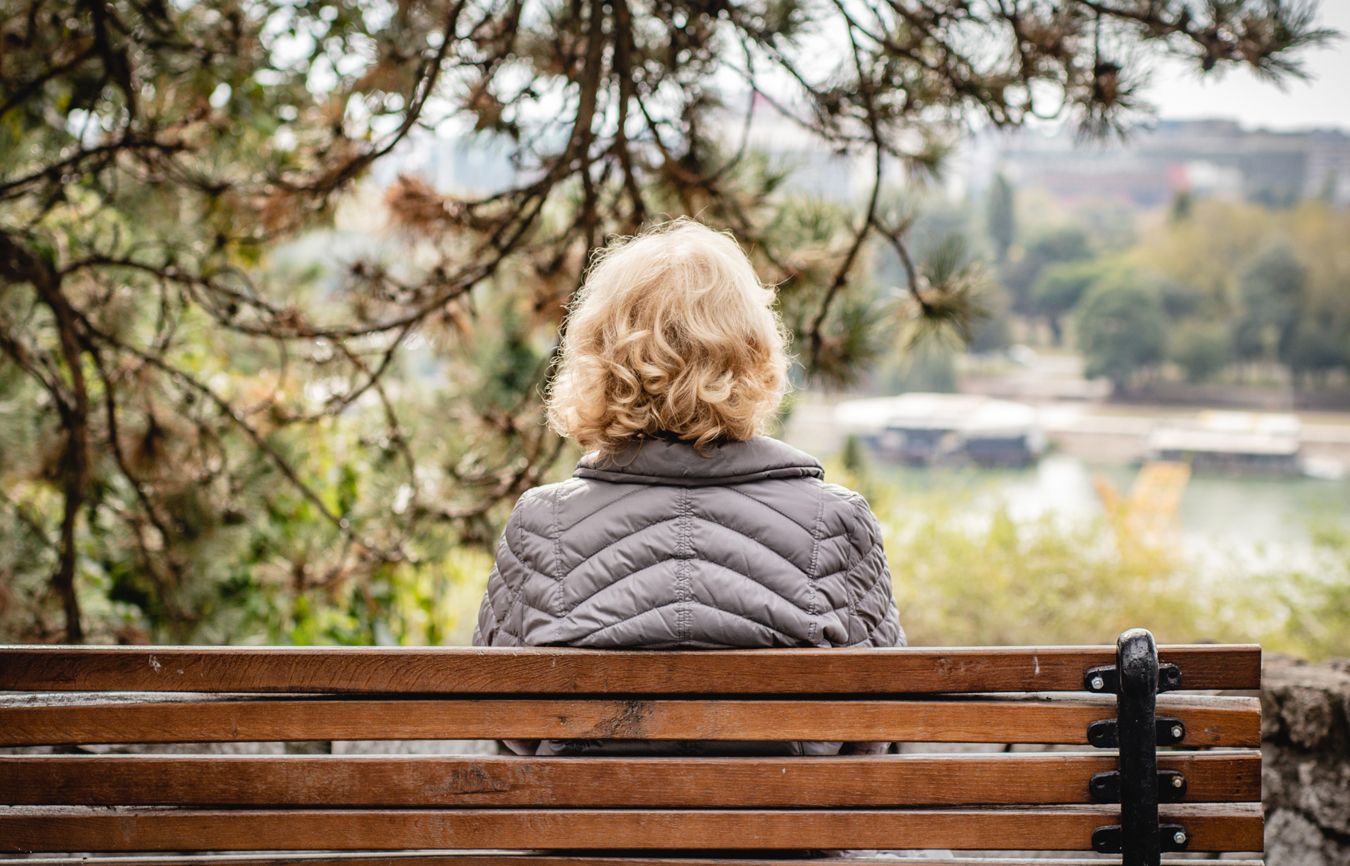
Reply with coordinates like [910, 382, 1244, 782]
[574, 435, 824, 488]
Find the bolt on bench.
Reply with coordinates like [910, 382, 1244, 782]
[0, 628, 1262, 866]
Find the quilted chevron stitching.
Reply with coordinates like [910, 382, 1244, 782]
[563, 484, 652, 533]
[687, 601, 798, 643]
[476, 566, 504, 641]
[500, 562, 889, 647]
[562, 516, 825, 587]
[500, 534, 550, 581]
[480, 448, 903, 651]
[722, 485, 818, 536]
[514, 524, 554, 543]
[673, 517, 820, 578]
[567, 556, 821, 616]
[581, 599, 799, 644]
[531, 495, 853, 578]
[562, 515, 684, 573]
[521, 488, 842, 564]
[554, 511, 856, 616]
[839, 499, 868, 644]
[495, 522, 541, 633]
[580, 601, 680, 640]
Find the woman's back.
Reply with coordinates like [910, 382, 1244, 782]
[474, 434, 902, 651]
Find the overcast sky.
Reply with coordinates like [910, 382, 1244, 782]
[1144, 3, 1349, 131]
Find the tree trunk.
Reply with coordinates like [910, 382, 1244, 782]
[0, 233, 88, 642]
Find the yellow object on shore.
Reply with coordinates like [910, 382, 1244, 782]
[1094, 461, 1191, 544]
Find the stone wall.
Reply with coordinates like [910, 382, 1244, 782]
[1262, 655, 1350, 866]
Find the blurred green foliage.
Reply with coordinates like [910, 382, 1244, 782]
[987, 194, 1350, 393]
[836, 459, 1350, 660]
[1075, 274, 1169, 391]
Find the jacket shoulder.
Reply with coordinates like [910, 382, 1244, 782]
[503, 475, 596, 532]
[505, 481, 560, 528]
[816, 480, 884, 555]
[506, 475, 641, 537]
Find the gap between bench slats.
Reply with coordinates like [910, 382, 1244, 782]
[0, 645, 1262, 694]
[0, 752, 1262, 806]
[0, 695, 1261, 747]
[0, 805, 1265, 853]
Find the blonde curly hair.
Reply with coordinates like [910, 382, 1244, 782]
[546, 218, 790, 456]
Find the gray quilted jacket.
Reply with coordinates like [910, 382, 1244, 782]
[472, 433, 905, 755]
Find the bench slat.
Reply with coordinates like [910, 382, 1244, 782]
[0, 853, 1263, 859]
[0, 645, 1262, 694]
[0, 806, 1264, 853]
[0, 853, 1269, 859]
[0, 695, 1260, 747]
[0, 751, 1262, 806]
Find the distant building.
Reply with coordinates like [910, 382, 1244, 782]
[372, 101, 1350, 211]
[968, 119, 1350, 208]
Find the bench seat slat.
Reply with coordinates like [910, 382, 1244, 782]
[0, 853, 1269, 859]
[0, 695, 1261, 747]
[0, 752, 1262, 807]
[0, 853, 1263, 859]
[0, 645, 1262, 694]
[0, 806, 1264, 854]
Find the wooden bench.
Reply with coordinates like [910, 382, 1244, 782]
[0, 628, 1262, 866]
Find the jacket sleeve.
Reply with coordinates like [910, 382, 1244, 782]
[840, 496, 905, 757]
[471, 565, 503, 647]
[471, 500, 540, 757]
[845, 495, 905, 649]
[471, 489, 537, 648]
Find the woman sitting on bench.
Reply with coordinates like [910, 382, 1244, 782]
[472, 216, 904, 758]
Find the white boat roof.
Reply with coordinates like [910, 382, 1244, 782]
[1146, 411, 1302, 456]
[1191, 411, 1301, 436]
[1148, 428, 1301, 456]
[834, 393, 1039, 435]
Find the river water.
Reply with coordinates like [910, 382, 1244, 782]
[864, 454, 1350, 551]
[783, 393, 1350, 562]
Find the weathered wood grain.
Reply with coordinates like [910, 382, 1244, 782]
[0, 751, 1262, 806]
[0, 645, 1262, 694]
[0, 694, 1261, 747]
[0, 857, 1269, 866]
[0, 805, 1264, 853]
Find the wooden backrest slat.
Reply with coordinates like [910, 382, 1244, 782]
[0, 853, 1274, 859]
[0, 694, 1261, 747]
[0, 645, 1262, 694]
[0, 752, 1262, 807]
[0, 805, 1264, 854]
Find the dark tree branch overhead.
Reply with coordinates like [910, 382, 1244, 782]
[0, 0, 1331, 640]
